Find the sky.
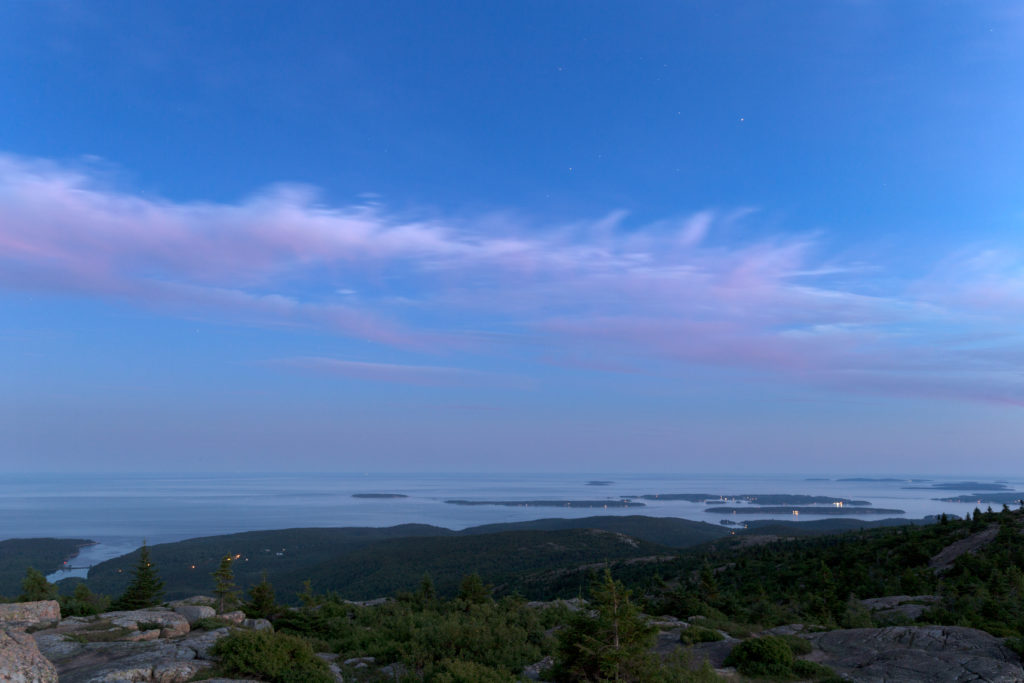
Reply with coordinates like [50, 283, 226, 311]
[2, 1, 1023, 474]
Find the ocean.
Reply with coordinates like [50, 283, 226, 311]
[0, 472, 1018, 582]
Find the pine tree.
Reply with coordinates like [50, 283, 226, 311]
[19, 567, 58, 602]
[212, 554, 239, 613]
[243, 572, 276, 619]
[113, 542, 164, 610]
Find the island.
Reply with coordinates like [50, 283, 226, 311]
[639, 493, 870, 506]
[639, 493, 718, 502]
[444, 499, 646, 508]
[933, 493, 1024, 504]
[706, 505, 905, 515]
[904, 482, 1011, 491]
[838, 477, 931, 483]
[352, 493, 409, 499]
[585, 480, 614, 486]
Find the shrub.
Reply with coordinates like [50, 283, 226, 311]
[724, 636, 794, 677]
[680, 625, 724, 644]
[431, 658, 509, 682]
[792, 659, 844, 682]
[209, 629, 333, 683]
[776, 634, 812, 656]
[59, 583, 109, 617]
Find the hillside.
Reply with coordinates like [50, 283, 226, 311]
[81, 515, 726, 601]
[83, 524, 454, 600]
[458, 514, 728, 547]
[280, 528, 676, 600]
[0, 538, 93, 598]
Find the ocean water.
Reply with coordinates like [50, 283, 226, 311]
[0, 472, 1018, 581]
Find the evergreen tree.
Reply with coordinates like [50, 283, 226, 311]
[113, 542, 164, 610]
[19, 567, 58, 602]
[243, 572, 277, 619]
[457, 573, 492, 605]
[212, 554, 239, 613]
[552, 569, 657, 682]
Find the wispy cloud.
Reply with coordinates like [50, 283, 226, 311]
[2, 152, 1023, 402]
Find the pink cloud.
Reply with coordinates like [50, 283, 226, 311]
[2, 152, 1023, 402]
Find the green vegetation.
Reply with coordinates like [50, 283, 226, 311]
[273, 579, 550, 679]
[85, 525, 684, 601]
[0, 537, 92, 597]
[60, 582, 109, 617]
[723, 636, 839, 681]
[679, 626, 723, 645]
[551, 570, 659, 682]
[20, 509, 1024, 680]
[19, 567, 58, 602]
[243, 572, 278, 619]
[208, 629, 334, 683]
[111, 542, 164, 610]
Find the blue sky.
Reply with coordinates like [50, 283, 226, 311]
[2, 1, 1023, 473]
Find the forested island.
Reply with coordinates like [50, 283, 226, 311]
[706, 505, 905, 515]
[444, 499, 646, 508]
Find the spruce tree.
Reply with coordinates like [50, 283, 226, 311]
[553, 569, 657, 681]
[212, 554, 239, 613]
[113, 542, 164, 610]
[243, 572, 276, 619]
[457, 573, 492, 605]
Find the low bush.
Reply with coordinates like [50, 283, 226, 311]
[724, 636, 794, 677]
[209, 629, 334, 683]
[776, 634, 812, 656]
[680, 625, 724, 644]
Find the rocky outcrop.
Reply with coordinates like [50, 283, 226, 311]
[172, 604, 215, 625]
[807, 625, 1024, 682]
[241, 617, 272, 631]
[34, 637, 214, 683]
[930, 525, 1000, 572]
[104, 609, 191, 638]
[218, 610, 246, 625]
[0, 627, 59, 682]
[32, 618, 231, 683]
[860, 595, 939, 622]
[0, 600, 62, 630]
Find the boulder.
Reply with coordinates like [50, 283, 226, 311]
[103, 609, 191, 638]
[0, 600, 61, 629]
[173, 604, 216, 625]
[0, 627, 59, 682]
[242, 617, 272, 631]
[168, 596, 217, 609]
[808, 625, 1024, 682]
[218, 610, 246, 625]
